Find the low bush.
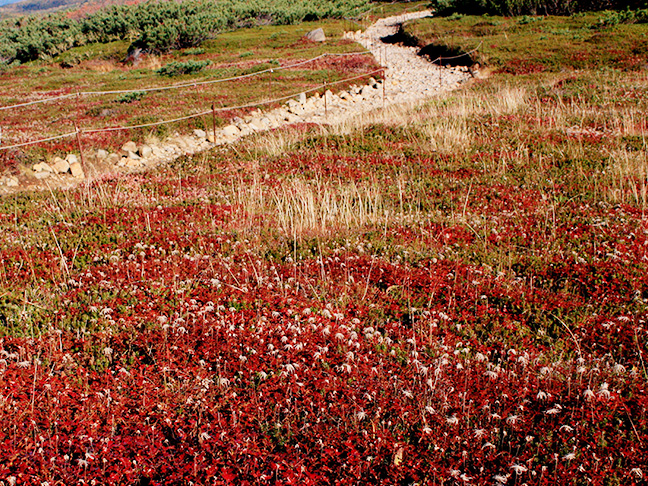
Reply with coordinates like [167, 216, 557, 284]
[592, 7, 648, 26]
[181, 47, 206, 56]
[156, 60, 211, 76]
[115, 91, 147, 104]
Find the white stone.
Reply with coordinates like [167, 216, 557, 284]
[248, 120, 263, 132]
[52, 158, 70, 174]
[15, 11, 469, 183]
[121, 141, 137, 153]
[139, 145, 152, 158]
[6, 177, 19, 187]
[287, 104, 304, 115]
[285, 113, 299, 123]
[70, 162, 84, 178]
[96, 149, 109, 160]
[222, 125, 240, 138]
[304, 28, 326, 43]
[33, 162, 53, 173]
[65, 154, 78, 164]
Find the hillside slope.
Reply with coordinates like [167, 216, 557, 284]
[0, 0, 142, 19]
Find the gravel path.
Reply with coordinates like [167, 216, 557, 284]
[352, 9, 472, 104]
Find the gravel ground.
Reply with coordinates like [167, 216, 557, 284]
[353, 10, 472, 104]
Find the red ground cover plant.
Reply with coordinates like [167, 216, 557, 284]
[1, 68, 648, 485]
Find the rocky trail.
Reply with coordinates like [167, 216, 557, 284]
[0, 10, 475, 193]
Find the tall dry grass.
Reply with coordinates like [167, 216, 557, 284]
[230, 175, 385, 237]
[605, 148, 648, 209]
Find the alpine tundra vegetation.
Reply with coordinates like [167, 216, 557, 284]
[0, 0, 647, 484]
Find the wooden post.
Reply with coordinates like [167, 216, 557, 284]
[382, 69, 385, 109]
[211, 104, 217, 144]
[73, 121, 86, 171]
[324, 81, 328, 118]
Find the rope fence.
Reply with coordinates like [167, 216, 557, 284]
[0, 39, 481, 153]
[0, 51, 373, 112]
[429, 41, 482, 65]
[0, 132, 78, 151]
[0, 68, 385, 152]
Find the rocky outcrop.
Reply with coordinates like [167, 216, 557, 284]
[304, 28, 326, 42]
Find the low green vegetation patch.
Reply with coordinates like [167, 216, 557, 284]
[404, 11, 648, 73]
[115, 91, 147, 104]
[156, 59, 212, 76]
[181, 47, 206, 56]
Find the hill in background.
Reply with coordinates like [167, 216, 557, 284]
[0, 0, 142, 19]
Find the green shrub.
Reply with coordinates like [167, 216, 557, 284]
[592, 7, 648, 27]
[156, 60, 211, 76]
[182, 47, 206, 56]
[115, 91, 147, 103]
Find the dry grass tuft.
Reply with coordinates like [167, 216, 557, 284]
[84, 60, 120, 73]
[605, 148, 648, 209]
[231, 176, 385, 237]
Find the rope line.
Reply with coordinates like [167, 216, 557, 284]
[0, 132, 77, 151]
[0, 34, 482, 150]
[0, 51, 372, 112]
[432, 42, 482, 63]
[0, 69, 384, 149]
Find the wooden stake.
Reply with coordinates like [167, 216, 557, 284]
[211, 104, 217, 144]
[324, 81, 328, 118]
[382, 69, 385, 109]
[73, 121, 86, 171]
